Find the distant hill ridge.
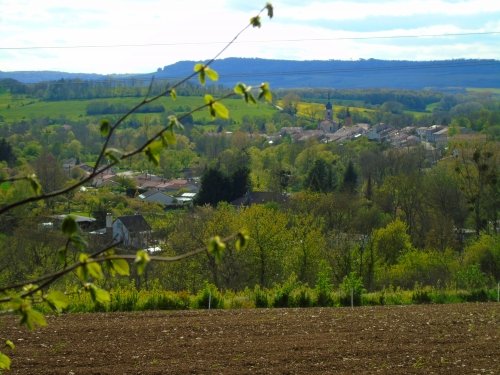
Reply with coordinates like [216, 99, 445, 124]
[2, 58, 499, 89]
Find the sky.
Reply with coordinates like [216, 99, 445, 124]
[1, 0, 499, 74]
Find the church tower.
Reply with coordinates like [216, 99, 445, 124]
[325, 92, 333, 121]
[319, 91, 339, 133]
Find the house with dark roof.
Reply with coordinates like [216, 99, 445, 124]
[112, 214, 151, 249]
[53, 214, 96, 231]
[138, 190, 177, 207]
[430, 127, 449, 146]
[231, 191, 289, 207]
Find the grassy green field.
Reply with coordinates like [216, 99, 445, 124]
[0, 93, 277, 124]
[0, 92, 437, 127]
[293, 101, 376, 120]
[467, 87, 500, 95]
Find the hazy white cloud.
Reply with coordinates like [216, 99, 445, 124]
[0, 0, 498, 73]
[277, 0, 500, 21]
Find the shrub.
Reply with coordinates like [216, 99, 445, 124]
[315, 289, 334, 307]
[462, 233, 500, 282]
[411, 285, 432, 304]
[194, 282, 223, 309]
[272, 274, 299, 308]
[109, 284, 139, 312]
[339, 272, 365, 307]
[454, 264, 489, 290]
[222, 289, 253, 309]
[463, 289, 490, 302]
[429, 290, 463, 304]
[253, 285, 269, 308]
[315, 260, 334, 307]
[142, 291, 190, 310]
[362, 292, 384, 306]
[387, 249, 455, 289]
[291, 286, 314, 307]
[68, 290, 97, 313]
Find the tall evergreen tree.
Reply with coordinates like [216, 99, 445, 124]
[195, 168, 231, 206]
[342, 160, 358, 193]
[230, 167, 251, 201]
[305, 159, 335, 192]
[195, 167, 251, 206]
[0, 138, 16, 166]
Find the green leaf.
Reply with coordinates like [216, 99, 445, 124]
[100, 120, 111, 137]
[212, 102, 229, 119]
[79, 252, 89, 263]
[258, 82, 272, 102]
[87, 283, 110, 305]
[265, 3, 274, 18]
[87, 261, 104, 280]
[204, 94, 214, 104]
[8, 297, 22, 313]
[22, 283, 38, 293]
[145, 140, 165, 166]
[170, 89, 177, 100]
[194, 63, 206, 85]
[194, 63, 204, 72]
[161, 130, 176, 146]
[45, 291, 69, 313]
[20, 306, 47, 330]
[135, 250, 151, 276]
[168, 115, 183, 130]
[207, 236, 226, 263]
[27, 174, 42, 195]
[204, 94, 216, 117]
[234, 83, 256, 104]
[76, 253, 90, 281]
[204, 95, 229, 119]
[110, 258, 130, 276]
[57, 247, 67, 264]
[248, 93, 257, 104]
[61, 215, 78, 236]
[104, 148, 123, 163]
[94, 288, 110, 304]
[70, 233, 88, 250]
[75, 253, 103, 280]
[0, 352, 11, 370]
[235, 230, 250, 251]
[194, 64, 218, 84]
[234, 83, 246, 95]
[4, 340, 15, 350]
[145, 148, 160, 166]
[205, 67, 219, 82]
[250, 16, 261, 28]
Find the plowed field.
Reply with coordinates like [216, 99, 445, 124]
[1, 303, 498, 374]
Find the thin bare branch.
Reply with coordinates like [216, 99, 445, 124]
[0, 176, 30, 184]
[0, 241, 120, 294]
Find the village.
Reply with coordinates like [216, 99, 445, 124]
[49, 110, 461, 256]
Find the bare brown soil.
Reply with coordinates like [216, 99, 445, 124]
[1, 303, 499, 374]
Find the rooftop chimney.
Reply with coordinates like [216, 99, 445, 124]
[106, 213, 113, 232]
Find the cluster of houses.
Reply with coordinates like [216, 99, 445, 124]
[268, 98, 454, 150]
[275, 122, 451, 149]
[62, 162, 201, 209]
